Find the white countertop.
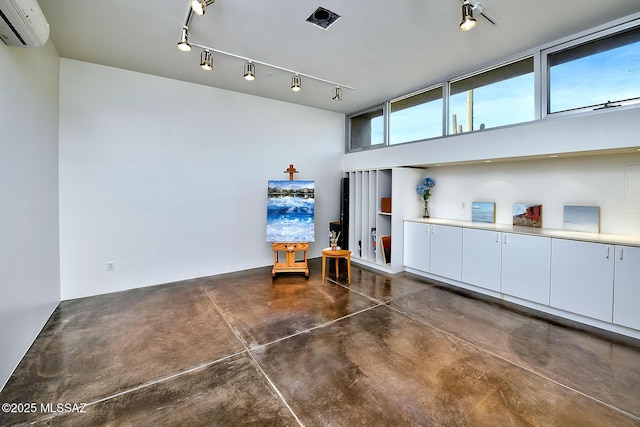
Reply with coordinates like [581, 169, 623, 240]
[404, 217, 640, 248]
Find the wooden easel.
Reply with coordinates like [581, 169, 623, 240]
[271, 164, 310, 278]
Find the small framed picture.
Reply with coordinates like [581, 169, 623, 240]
[513, 203, 542, 228]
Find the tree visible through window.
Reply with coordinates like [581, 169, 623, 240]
[449, 57, 534, 134]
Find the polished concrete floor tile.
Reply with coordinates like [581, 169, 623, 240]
[253, 305, 639, 426]
[29, 353, 297, 427]
[344, 264, 429, 302]
[389, 276, 640, 418]
[198, 265, 379, 348]
[0, 279, 244, 419]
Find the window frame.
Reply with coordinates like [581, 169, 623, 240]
[346, 104, 388, 152]
[541, 16, 640, 119]
[447, 56, 536, 135]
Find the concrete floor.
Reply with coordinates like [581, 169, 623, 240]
[1, 258, 640, 426]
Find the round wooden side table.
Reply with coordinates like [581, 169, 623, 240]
[321, 248, 351, 284]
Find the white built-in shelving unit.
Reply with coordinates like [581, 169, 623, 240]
[346, 167, 424, 273]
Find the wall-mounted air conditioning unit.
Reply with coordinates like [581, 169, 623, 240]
[0, 0, 49, 47]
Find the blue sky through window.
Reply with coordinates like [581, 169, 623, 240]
[371, 115, 384, 145]
[449, 73, 534, 132]
[390, 99, 443, 144]
[550, 40, 640, 112]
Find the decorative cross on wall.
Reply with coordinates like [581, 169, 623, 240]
[284, 164, 299, 181]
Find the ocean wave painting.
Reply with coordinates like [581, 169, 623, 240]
[266, 180, 315, 242]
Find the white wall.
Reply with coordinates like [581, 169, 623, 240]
[0, 41, 61, 390]
[59, 59, 345, 300]
[344, 110, 640, 236]
[417, 154, 640, 235]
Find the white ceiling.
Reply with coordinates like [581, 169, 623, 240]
[37, 0, 639, 114]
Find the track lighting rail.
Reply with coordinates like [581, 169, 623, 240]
[187, 41, 354, 90]
[177, 4, 353, 98]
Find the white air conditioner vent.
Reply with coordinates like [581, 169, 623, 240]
[0, 0, 49, 47]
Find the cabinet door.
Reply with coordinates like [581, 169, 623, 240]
[403, 222, 430, 272]
[501, 233, 551, 305]
[550, 239, 614, 322]
[430, 225, 462, 281]
[462, 228, 502, 292]
[613, 245, 640, 330]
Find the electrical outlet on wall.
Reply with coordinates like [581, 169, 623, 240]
[106, 261, 115, 271]
[461, 202, 466, 209]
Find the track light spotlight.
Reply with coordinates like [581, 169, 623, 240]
[177, 26, 192, 52]
[190, 0, 207, 16]
[332, 86, 342, 101]
[244, 62, 256, 81]
[291, 75, 301, 92]
[460, 1, 477, 31]
[200, 50, 213, 70]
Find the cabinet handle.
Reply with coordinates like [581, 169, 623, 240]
[620, 247, 624, 260]
[606, 247, 610, 259]
[503, 235, 508, 245]
[495, 233, 499, 243]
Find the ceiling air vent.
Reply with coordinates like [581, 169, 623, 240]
[305, 7, 340, 30]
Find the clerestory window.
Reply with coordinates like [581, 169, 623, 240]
[547, 25, 640, 114]
[448, 57, 535, 134]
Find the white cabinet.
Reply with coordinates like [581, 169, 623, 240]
[462, 228, 502, 292]
[550, 239, 614, 322]
[430, 224, 462, 281]
[613, 245, 640, 330]
[501, 233, 552, 305]
[461, 230, 551, 303]
[402, 219, 640, 337]
[403, 222, 431, 272]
